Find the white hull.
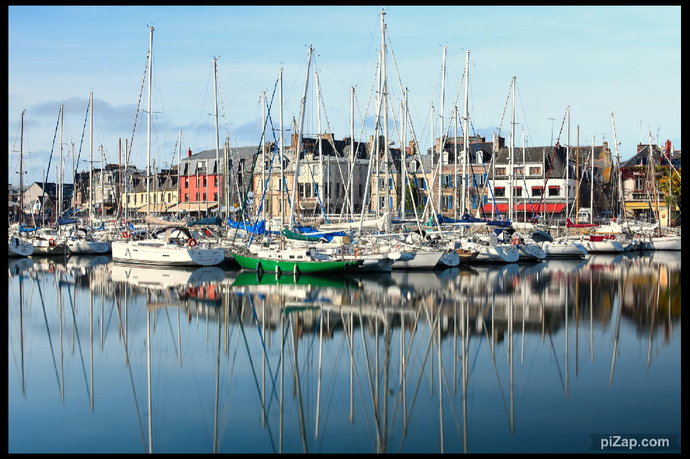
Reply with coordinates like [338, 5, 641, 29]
[640, 235, 681, 251]
[517, 243, 546, 261]
[111, 240, 225, 267]
[392, 249, 445, 270]
[540, 241, 587, 259]
[67, 239, 112, 254]
[582, 239, 624, 253]
[8, 238, 34, 257]
[465, 243, 519, 263]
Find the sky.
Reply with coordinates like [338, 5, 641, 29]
[8, 5, 681, 187]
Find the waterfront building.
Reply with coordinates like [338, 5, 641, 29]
[620, 141, 680, 226]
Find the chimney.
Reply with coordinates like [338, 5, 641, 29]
[187, 148, 192, 158]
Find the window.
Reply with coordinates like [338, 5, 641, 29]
[514, 167, 523, 176]
[443, 195, 453, 209]
[134, 195, 137, 204]
[203, 177, 207, 187]
[548, 186, 560, 197]
[635, 177, 644, 190]
[529, 167, 541, 176]
[196, 177, 200, 187]
[214, 192, 218, 202]
[443, 174, 452, 187]
[494, 187, 506, 197]
[202, 193, 206, 201]
[153, 195, 156, 204]
[358, 184, 363, 198]
[496, 167, 507, 176]
[214, 177, 218, 187]
[299, 184, 305, 199]
[195, 193, 199, 202]
[167, 193, 171, 203]
[184, 193, 189, 202]
[514, 187, 522, 197]
[184, 177, 189, 188]
[532, 187, 543, 197]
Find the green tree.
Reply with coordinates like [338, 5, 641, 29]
[657, 166, 681, 212]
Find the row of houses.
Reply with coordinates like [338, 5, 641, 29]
[9, 131, 680, 226]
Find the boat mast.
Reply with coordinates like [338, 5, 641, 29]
[89, 92, 93, 225]
[575, 127, 580, 224]
[565, 106, 570, 223]
[261, 90, 266, 223]
[649, 132, 661, 227]
[19, 110, 25, 226]
[288, 46, 312, 232]
[382, 10, 390, 218]
[439, 46, 447, 216]
[453, 105, 457, 221]
[610, 112, 627, 224]
[177, 130, 181, 220]
[509, 76, 515, 222]
[462, 50, 469, 221]
[279, 69, 285, 229]
[213, 56, 220, 221]
[146, 26, 153, 217]
[350, 86, 355, 222]
[590, 136, 594, 224]
[522, 127, 526, 223]
[58, 104, 63, 220]
[316, 71, 324, 217]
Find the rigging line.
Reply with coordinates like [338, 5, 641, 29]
[234, 297, 278, 453]
[163, 308, 180, 361]
[218, 309, 244, 448]
[413, 304, 463, 441]
[547, 328, 566, 390]
[264, 314, 290, 416]
[126, 49, 149, 168]
[39, 109, 62, 223]
[469, 119, 500, 220]
[496, 79, 513, 137]
[35, 274, 61, 394]
[357, 311, 383, 447]
[338, 310, 376, 446]
[314, 317, 349, 452]
[516, 337, 540, 418]
[230, 78, 278, 243]
[480, 314, 511, 424]
[65, 283, 92, 402]
[534, 107, 568, 218]
[397, 302, 440, 452]
[246, 293, 279, 404]
[113, 288, 148, 451]
[516, 83, 535, 148]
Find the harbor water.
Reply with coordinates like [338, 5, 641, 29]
[8, 251, 681, 453]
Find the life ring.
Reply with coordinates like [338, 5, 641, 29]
[661, 213, 666, 219]
[511, 238, 519, 247]
[188, 286, 197, 296]
[188, 238, 197, 247]
[122, 232, 130, 239]
[49, 238, 55, 247]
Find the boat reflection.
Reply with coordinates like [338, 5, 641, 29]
[7, 251, 680, 453]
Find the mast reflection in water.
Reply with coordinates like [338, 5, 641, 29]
[8, 252, 681, 453]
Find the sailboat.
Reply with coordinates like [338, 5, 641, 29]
[110, 27, 225, 267]
[9, 111, 34, 258]
[229, 47, 362, 275]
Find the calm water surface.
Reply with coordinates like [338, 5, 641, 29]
[8, 251, 681, 453]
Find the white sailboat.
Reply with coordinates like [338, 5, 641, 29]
[111, 27, 225, 267]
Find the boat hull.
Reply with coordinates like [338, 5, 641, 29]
[231, 252, 362, 274]
[540, 241, 587, 259]
[67, 239, 112, 254]
[391, 249, 445, 270]
[112, 240, 225, 266]
[8, 238, 34, 257]
[640, 235, 681, 251]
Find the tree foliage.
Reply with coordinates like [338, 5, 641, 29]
[657, 166, 681, 211]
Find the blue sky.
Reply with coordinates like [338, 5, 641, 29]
[8, 5, 680, 187]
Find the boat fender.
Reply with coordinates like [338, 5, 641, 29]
[188, 238, 197, 247]
[188, 286, 197, 296]
[276, 266, 282, 278]
[122, 232, 130, 238]
[49, 238, 56, 247]
[293, 264, 300, 277]
[511, 238, 519, 247]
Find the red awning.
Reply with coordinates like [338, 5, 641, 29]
[480, 203, 509, 213]
[517, 203, 565, 213]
